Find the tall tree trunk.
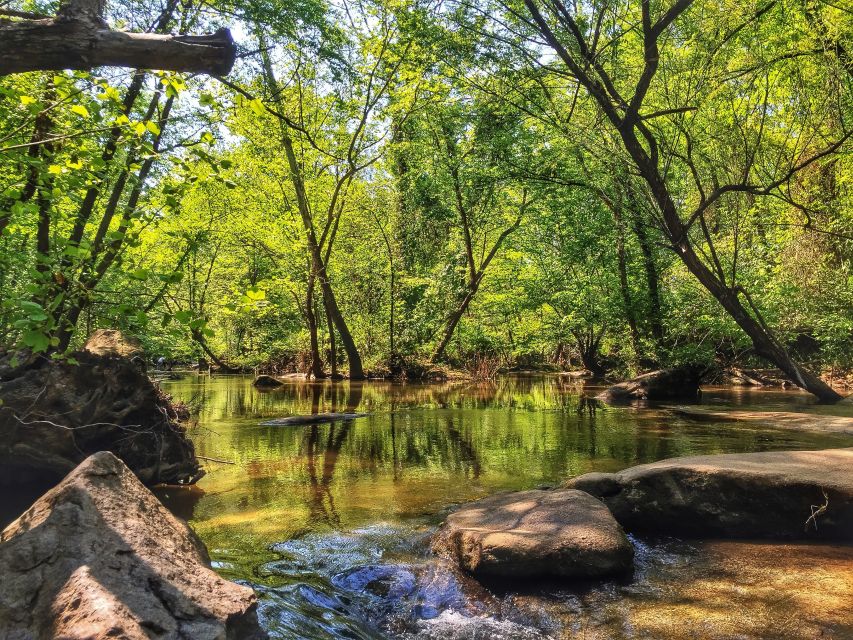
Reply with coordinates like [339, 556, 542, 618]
[306, 271, 325, 379]
[431, 197, 526, 363]
[630, 213, 665, 350]
[612, 208, 641, 357]
[315, 262, 364, 379]
[323, 296, 338, 378]
[260, 44, 365, 380]
[53, 91, 171, 351]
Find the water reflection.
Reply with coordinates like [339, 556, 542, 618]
[157, 375, 853, 639]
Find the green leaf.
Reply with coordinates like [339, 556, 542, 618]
[128, 268, 150, 280]
[21, 330, 50, 352]
[20, 301, 44, 314]
[70, 105, 89, 118]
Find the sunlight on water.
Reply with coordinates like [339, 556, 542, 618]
[157, 375, 853, 639]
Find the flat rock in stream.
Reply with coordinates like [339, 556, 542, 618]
[668, 406, 853, 435]
[0, 451, 265, 640]
[260, 412, 368, 426]
[564, 448, 853, 540]
[432, 489, 633, 580]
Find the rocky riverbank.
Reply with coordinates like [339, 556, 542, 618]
[434, 447, 853, 583]
[0, 332, 202, 487]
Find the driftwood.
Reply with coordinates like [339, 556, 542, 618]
[668, 406, 853, 435]
[0, 0, 236, 76]
[259, 413, 368, 426]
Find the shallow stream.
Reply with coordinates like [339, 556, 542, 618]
[157, 375, 853, 639]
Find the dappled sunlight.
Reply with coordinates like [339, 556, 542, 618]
[563, 541, 853, 639]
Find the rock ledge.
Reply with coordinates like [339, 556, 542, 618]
[565, 448, 853, 539]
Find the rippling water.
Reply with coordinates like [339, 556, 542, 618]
[157, 375, 853, 639]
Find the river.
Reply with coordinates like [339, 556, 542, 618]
[156, 374, 853, 639]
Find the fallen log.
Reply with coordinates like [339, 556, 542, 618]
[668, 406, 853, 435]
[260, 412, 368, 426]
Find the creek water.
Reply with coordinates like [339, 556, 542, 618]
[156, 374, 853, 639]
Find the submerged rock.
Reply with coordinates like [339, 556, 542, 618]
[0, 349, 201, 486]
[565, 448, 853, 540]
[0, 452, 265, 639]
[596, 366, 703, 403]
[260, 412, 368, 426]
[432, 489, 633, 580]
[668, 406, 853, 435]
[253, 374, 284, 388]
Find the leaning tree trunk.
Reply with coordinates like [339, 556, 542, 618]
[622, 134, 841, 402]
[191, 329, 240, 373]
[520, 0, 839, 401]
[432, 281, 480, 363]
[0, 0, 235, 76]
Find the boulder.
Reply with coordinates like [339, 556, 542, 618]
[84, 328, 143, 359]
[252, 374, 284, 388]
[432, 489, 633, 580]
[0, 452, 265, 640]
[564, 448, 853, 540]
[596, 366, 703, 403]
[0, 349, 202, 486]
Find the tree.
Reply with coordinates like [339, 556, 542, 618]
[507, 0, 849, 400]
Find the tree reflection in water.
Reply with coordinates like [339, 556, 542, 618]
[159, 374, 850, 561]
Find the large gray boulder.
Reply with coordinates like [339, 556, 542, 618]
[432, 489, 633, 580]
[596, 366, 703, 403]
[0, 452, 265, 640]
[565, 448, 853, 540]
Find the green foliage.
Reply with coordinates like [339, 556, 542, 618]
[0, 0, 850, 380]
